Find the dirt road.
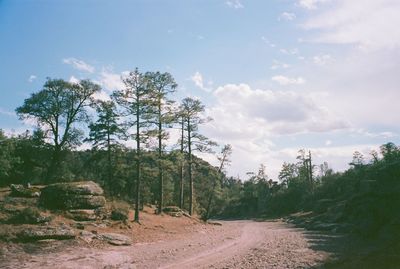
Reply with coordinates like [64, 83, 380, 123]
[2, 220, 333, 269]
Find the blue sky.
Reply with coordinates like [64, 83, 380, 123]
[1, 0, 399, 179]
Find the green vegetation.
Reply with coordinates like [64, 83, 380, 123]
[1, 70, 399, 259]
[1, 70, 224, 223]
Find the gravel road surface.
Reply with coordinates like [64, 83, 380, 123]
[2, 220, 332, 269]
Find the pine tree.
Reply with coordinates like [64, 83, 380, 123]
[180, 97, 216, 215]
[204, 144, 232, 220]
[112, 68, 150, 222]
[145, 71, 177, 214]
[86, 100, 126, 195]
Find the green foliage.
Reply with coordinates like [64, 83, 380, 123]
[180, 97, 217, 215]
[15, 78, 100, 181]
[144, 71, 177, 214]
[16, 78, 99, 151]
[8, 71, 398, 232]
[0, 130, 20, 185]
[87, 100, 125, 149]
[86, 100, 126, 196]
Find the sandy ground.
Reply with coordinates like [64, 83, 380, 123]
[1, 219, 335, 269]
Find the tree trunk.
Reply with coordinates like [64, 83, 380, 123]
[179, 117, 184, 209]
[47, 119, 60, 183]
[188, 119, 193, 216]
[107, 128, 113, 196]
[47, 145, 61, 183]
[134, 101, 141, 223]
[157, 104, 163, 214]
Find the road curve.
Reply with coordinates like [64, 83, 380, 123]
[161, 220, 331, 269]
[2, 220, 332, 269]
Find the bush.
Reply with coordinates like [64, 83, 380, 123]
[111, 206, 129, 221]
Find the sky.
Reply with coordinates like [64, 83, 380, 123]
[0, 0, 399, 179]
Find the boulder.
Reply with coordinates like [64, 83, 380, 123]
[163, 206, 181, 213]
[10, 184, 40, 198]
[7, 207, 51, 224]
[73, 222, 85, 230]
[207, 221, 223, 226]
[167, 212, 183, 217]
[41, 194, 106, 210]
[162, 206, 190, 217]
[3, 196, 38, 209]
[95, 207, 109, 220]
[17, 226, 75, 242]
[79, 230, 96, 243]
[67, 209, 97, 221]
[41, 181, 103, 196]
[111, 207, 129, 221]
[40, 181, 106, 210]
[98, 233, 132, 246]
[66, 195, 106, 209]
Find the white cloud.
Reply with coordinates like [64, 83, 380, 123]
[271, 75, 306, 85]
[297, 48, 400, 128]
[354, 129, 397, 139]
[293, 1, 400, 129]
[261, 36, 276, 48]
[325, 140, 332, 146]
[277, 143, 380, 172]
[28, 75, 37, 82]
[270, 60, 291, 70]
[280, 48, 299, 55]
[63, 58, 95, 73]
[226, 0, 243, 9]
[206, 83, 347, 137]
[279, 12, 296, 21]
[99, 70, 126, 92]
[93, 91, 112, 101]
[68, 76, 80, 84]
[0, 108, 16, 117]
[190, 71, 212, 92]
[201, 83, 349, 178]
[313, 54, 334, 65]
[303, 0, 400, 50]
[297, 0, 329, 10]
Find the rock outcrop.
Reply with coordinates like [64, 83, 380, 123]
[7, 207, 51, 224]
[67, 209, 98, 221]
[163, 206, 190, 217]
[17, 226, 76, 242]
[40, 181, 106, 210]
[10, 184, 41, 198]
[98, 233, 132, 246]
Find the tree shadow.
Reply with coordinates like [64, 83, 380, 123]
[302, 229, 400, 269]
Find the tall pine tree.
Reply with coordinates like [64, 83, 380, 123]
[113, 69, 149, 222]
